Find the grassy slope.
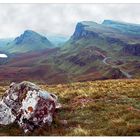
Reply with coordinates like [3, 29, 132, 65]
[0, 79, 140, 136]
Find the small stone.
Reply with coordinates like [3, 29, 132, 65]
[59, 120, 68, 125]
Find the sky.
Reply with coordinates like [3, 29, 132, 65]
[0, 4, 140, 38]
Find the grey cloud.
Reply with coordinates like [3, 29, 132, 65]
[0, 4, 140, 38]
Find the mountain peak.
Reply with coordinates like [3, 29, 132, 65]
[22, 30, 44, 38]
[14, 30, 51, 45]
[24, 29, 34, 33]
[6, 30, 53, 53]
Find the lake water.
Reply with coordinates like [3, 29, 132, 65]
[0, 54, 8, 58]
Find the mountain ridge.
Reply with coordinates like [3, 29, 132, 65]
[2, 30, 54, 54]
[0, 20, 140, 84]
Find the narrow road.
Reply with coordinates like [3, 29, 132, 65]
[102, 57, 111, 65]
[102, 57, 132, 79]
[119, 69, 132, 79]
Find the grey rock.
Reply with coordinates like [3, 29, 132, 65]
[0, 81, 60, 133]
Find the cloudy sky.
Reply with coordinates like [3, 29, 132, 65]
[0, 4, 140, 38]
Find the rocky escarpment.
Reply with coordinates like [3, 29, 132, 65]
[0, 81, 60, 133]
[122, 43, 140, 56]
[70, 21, 128, 45]
[102, 20, 140, 36]
[71, 22, 99, 41]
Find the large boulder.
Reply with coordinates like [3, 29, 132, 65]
[0, 81, 60, 133]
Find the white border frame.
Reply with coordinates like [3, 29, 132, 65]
[0, 0, 140, 3]
[0, 1, 140, 139]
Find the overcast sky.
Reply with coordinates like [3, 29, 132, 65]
[0, 4, 140, 38]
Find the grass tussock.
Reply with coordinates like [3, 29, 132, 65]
[0, 79, 140, 136]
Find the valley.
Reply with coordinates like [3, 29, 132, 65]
[0, 20, 139, 84]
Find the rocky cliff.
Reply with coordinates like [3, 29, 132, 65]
[71, 22, 99, 41]
[122, 43, 140, 56]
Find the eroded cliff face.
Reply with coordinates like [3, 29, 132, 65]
[0, 81, 60, 133]
[71, 22, 99, 41]
[122, 44, 140, 56]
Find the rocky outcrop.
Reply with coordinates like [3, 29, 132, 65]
[0, 81, 60, 133]
[71, 22, 99, 41]
[122, 43, 140, 56]
[103, 67, 126, 79]
[105, 37, 126, 46]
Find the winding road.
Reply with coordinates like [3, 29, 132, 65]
[102, 57, 132, 79]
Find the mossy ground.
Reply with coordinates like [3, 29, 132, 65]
[0, 79, 140, 136]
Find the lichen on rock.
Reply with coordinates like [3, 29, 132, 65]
[0, 81, 60, 133]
